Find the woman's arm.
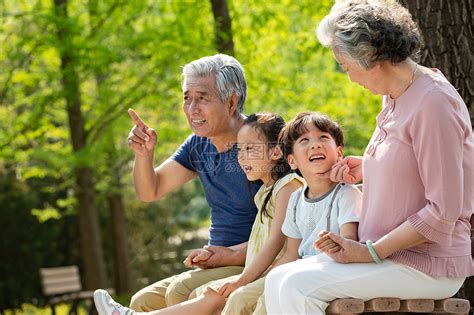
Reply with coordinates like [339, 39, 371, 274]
[315, 221, 427, 263]
[373, 221, 427, 259]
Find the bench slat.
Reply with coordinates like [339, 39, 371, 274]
[399, 299, 434, 312]
[42, 274, 81, 286]
[326, 298, 364, 314]
[364, 297, 400, 312]
[43, 283, 82, 296]
[40, 266, 79, 277]
[434, 298, 470, 313]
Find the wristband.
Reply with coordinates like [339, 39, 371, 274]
[366, 240, 383, 264]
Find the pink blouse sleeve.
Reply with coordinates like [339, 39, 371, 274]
[407, 89, 469, 246]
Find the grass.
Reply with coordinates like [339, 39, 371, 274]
[3, 303, 89, 315]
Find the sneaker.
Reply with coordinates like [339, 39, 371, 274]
[93, 289, 136, 315]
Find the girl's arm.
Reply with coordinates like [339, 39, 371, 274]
[217, 180, 301, 297]
[236, 180, 302, 285]
[268, 237, 302, 270]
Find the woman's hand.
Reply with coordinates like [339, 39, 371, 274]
[319, 156, 363, 184]
[314, 232, 372, 264]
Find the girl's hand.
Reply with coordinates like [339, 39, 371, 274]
[217, 279, 244, 298]
[314, 232, 372, 264]
[314, 231, 341, 253]
[318, 156, 362, 184]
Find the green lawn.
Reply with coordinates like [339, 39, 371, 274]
[4, 303, 89, 315]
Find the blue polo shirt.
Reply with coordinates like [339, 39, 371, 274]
[171, 134, 261, 247]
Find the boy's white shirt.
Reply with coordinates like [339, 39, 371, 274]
[282, 183, 362, 258]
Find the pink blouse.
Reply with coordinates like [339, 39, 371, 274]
[359, 69, 473, 277]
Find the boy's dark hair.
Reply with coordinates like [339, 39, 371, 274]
[279, 112, 344, 176]
[243, 112, 291, 223]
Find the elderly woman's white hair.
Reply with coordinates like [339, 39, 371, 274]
[317, 0, 422, 69]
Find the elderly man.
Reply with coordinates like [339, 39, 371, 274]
[127, 54, 261, 311]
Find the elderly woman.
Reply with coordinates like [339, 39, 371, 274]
[264, 0, 473, 314]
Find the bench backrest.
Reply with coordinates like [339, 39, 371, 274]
[39, 265, 82, 296]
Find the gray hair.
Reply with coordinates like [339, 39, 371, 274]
[317, 0, 421, 69]
[182, 54, 247, 113]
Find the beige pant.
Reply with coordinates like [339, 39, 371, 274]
[222, 277, 266, 315]
[195, 274, 267, 315]
[252, 293, 267, 315]
[130, 266, 244, 311]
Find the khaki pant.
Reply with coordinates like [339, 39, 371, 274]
[252, 293, 267, 315]
[222, 277, 266, 315]
[129, 266, 244, 312]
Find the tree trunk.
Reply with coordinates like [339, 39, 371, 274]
[88, 0, 132, 294]
[53, 0, 107, 289]
[107, 191, 132, 294]
[401, 0, 473, 125]
[401, 0, 473, 307]
[210, 0, 235, 55]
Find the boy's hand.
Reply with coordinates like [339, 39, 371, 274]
[318, 156, 362, 184]
[314, 231, 341, 253]
[183, 248, 213, 268]
[127, 108, 157, 157]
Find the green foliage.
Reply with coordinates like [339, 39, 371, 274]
[0, 0, 382, 310]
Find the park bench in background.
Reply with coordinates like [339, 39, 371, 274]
[326, 214, 473, 314]
[40, 265, 113, 315]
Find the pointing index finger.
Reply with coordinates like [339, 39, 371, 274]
[128, 108, 147, 129]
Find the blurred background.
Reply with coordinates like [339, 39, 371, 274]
[0, 0, 472, 313]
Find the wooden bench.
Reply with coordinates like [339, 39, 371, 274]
[40, 265, 110, 315]
[327, 214, 473, 314]
[327, 297, 470, 314]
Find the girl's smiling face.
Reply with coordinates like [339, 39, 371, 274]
[237, 124, 279, 186]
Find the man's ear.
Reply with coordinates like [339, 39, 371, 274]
[337, 146, 343, 161]
[270, 146, 283, 161]
[228, 93, 238, 116]
[287, 154, 298, 170]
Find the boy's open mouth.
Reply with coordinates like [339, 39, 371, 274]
[309, 154, 326, 161]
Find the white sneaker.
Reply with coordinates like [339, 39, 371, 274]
[93, 289, 136, 315]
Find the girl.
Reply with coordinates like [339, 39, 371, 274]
[93, 112, 304, 315]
